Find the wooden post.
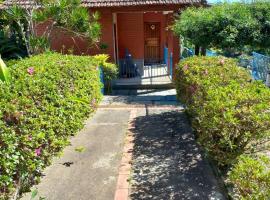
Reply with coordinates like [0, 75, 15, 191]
[201, 47, 206, 56]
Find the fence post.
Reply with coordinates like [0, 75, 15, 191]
[266, 70, 270, 87]
[99, 66, 104, 95]
[164, 46, 168, 66]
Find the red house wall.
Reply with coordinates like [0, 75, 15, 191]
[35, 5, 181, 69]
[35, 8, 115, 61]
[89, 8, 114, 58]
[117, 12, 174, 61]
[117, 13, 144, 59]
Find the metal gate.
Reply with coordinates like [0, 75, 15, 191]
[118, 46, 173, 85]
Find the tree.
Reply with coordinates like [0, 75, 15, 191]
[250, 1, 270, 54]
[174, 2, 269, 56]
[3, 6, 35, 55]
[0, 8, 28, 59]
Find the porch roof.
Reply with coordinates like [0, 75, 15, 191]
[81, 0, 203, 8]
[0, 0, 203, 9]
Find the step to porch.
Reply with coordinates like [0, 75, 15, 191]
[112, 82, 174, 90]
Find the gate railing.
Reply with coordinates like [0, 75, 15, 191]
[143, 64, 169, 79]
[163, 46, 173, 78]
[118, 47, 173, 80]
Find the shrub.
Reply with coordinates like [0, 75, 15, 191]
[175, 56, 270, 167]
[228, 155, 270, 199]
[0, 53, 110, 199]
[93, 54, 118, 93]
[93, 54, 118, 82]
[175, 56, 251, 112]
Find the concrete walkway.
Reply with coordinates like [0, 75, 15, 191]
[21, 89, 226, 200]
[129, 109, 226, 199]
[21, 109, 130, 200]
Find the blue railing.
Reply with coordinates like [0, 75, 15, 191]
[252, 52, 270, 81]
[164, 46, 173, 77]
[206, 49, 217, 57]
[180, 47, 194, 59]
[164, 46, 168, 66]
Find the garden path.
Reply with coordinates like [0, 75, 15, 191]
[21, 89, 226, 200]
[21, 109, 130, 200]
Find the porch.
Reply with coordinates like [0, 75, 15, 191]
[111, 10, 179, 89]
[113, 63, 174, 89]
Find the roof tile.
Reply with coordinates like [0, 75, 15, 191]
[82, 0, 201, 7]
[1, 0, 202, 8]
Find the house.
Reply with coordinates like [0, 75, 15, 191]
[1, 0, 204, 78]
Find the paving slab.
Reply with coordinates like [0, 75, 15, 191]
[102, 89, 182, 107]
[21, 109, 130, 200]
[129, 109, 227, 200]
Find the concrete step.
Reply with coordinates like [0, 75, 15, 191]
[112, 83, 175, 90]
[111, 89, 176, 97]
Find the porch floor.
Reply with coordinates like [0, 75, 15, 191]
[113, 64, 172, 87]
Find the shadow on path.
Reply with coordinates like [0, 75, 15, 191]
[130, 110, 226, 200]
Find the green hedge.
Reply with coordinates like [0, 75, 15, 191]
[92, 54, 118, 93]
[92, 54, 118, 82]
[175, 56, 270, 198]
[0, 53, 116, 199]
[228, 155, 270, 199]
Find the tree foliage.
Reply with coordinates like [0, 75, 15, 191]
[35, 0, 101, 44]
[0, 0, 101, 56]
[174, 2, 270, 55]
[250, 1, 270, 52]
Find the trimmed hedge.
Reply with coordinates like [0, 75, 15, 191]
[175, 56, 270, 198]
[0, 53, 116, 199]
[92, 54, 118, 93]
[228, 155, 270, 199]
[93, 54, 118, 82]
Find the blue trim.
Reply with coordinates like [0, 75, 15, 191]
[164, 46, 168, 66]
[99, 66, 104, 95]
[170, 52, 173, 77]
[206, 49, 217, 57]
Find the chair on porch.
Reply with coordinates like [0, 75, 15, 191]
[121, 49, 140, 78]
